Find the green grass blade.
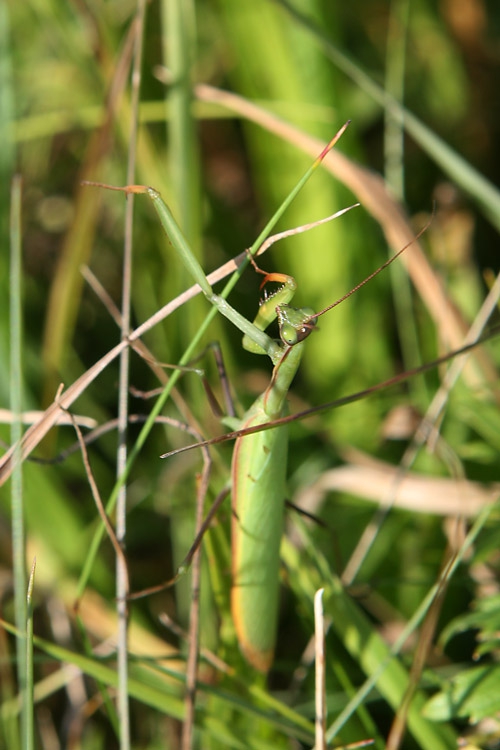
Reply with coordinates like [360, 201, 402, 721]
[25, 560, 35, 750]
[9, 174, 25, 750]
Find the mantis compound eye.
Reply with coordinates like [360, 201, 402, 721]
[279, 323, 299, 346]
[277, 305, 317, 346]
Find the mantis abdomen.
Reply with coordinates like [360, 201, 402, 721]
[231, 393, 289, 673]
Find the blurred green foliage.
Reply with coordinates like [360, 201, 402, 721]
[1, 0, 500, 747]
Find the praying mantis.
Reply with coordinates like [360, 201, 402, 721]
[83, 128, 436, 672]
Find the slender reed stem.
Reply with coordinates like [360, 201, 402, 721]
[115, 2, 147, 748]
[10, 174, 26, 749]
[25, 559, 36, 750]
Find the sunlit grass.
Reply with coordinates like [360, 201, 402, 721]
[1, 1, 500, 748]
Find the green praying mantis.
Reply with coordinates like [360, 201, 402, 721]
[83, 128, 433, 672]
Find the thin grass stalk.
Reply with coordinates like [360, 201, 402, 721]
[25, 559, 36, 750]
[162, 3, 203, 744]
[0, 0, 16, 230]
[383, 0, 424, 399]
[0, 624, 18, 749]
[314, 589, 326, 750]
[116, 3, 147, 748]
[9, 174, 25, 750]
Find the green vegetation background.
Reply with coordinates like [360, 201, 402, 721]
[1, 1, 500, 748]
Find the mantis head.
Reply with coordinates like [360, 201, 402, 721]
[276, 304, 317, 346]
